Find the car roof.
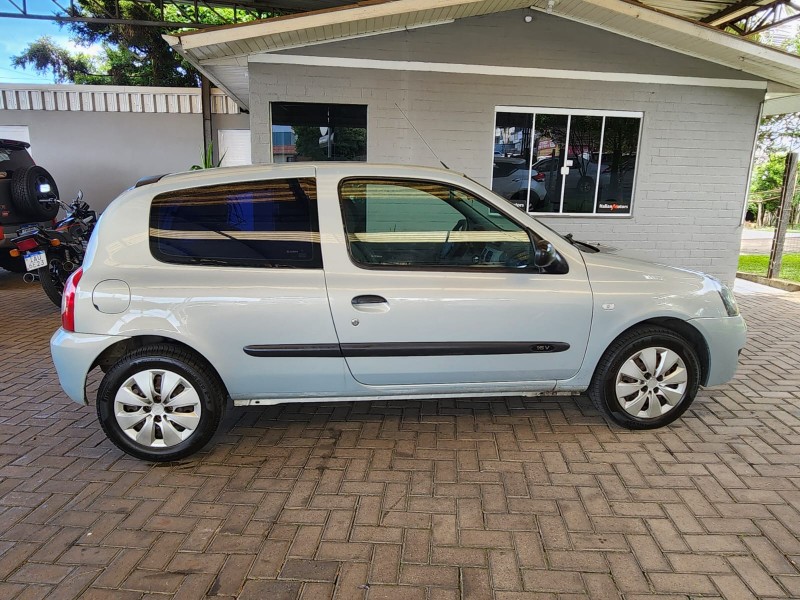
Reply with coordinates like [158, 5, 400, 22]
[137, 162, 473, 193]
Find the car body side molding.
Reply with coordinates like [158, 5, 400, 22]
[243, 342, 570, 358]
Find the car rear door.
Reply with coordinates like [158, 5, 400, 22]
[145, 167, 347, 399]
[317, 170, 593, 387]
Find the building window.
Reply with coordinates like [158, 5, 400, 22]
[339, 178, 556, 272]
[492, 108, 642, 216]
[150, 178, 322, 269]
[271, 102, 367, 163]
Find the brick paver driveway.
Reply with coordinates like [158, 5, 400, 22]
[1, 271, 799, 600]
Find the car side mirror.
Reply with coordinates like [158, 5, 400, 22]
[526, 237, 568, 274]
[533, 239, 558, 268]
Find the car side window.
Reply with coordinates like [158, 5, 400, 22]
[150, 177, 321, 268]
[339, 178, 536, 270]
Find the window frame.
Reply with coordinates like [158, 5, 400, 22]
[149, 177, 323, 270]
[491, 106, 644, 218]
[337, 176, 551, 274]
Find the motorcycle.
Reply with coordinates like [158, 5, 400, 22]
[10, 190, 97, 306]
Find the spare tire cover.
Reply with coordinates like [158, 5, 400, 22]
[10, 165, 59, 220]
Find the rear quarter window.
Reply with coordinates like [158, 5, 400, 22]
[149, 177, 322, 268]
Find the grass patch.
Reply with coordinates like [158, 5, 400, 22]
[738, 253, 800, 282]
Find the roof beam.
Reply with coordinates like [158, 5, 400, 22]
[742, 5, 800, 34]
[702, 0, 800, 36]
[701, 0, 769, 26]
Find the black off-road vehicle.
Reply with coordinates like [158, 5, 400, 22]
[0, 139, 60, 272]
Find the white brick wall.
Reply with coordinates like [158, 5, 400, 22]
[247, 11, 763, 283]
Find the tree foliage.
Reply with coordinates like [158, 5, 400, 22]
[749, 153, 800, 226]
[758, 113, 800, 157]
[11, 37, 97, 84]
[12, 1, 264, 86]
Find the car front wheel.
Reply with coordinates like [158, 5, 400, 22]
[588, 326, 700, 429]
[96, 344, 225, 461]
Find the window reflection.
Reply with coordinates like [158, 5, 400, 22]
[563, 115, 603, 214]
[493, 111, 640, 215]
[531, 114, 568, 213]
[596, 117, 639, 213]
[271, 102, 367, 163]
[492, 113, 534, 211]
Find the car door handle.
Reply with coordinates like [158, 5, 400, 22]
[352, 295, 388, 305]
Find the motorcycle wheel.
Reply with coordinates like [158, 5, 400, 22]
[38, 266, 64, 307]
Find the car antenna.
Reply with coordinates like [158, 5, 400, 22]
[394, 102, 449, 170]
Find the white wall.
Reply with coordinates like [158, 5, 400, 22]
[0, 85, 248, 212]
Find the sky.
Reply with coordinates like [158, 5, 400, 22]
[0, 13, 103, 84]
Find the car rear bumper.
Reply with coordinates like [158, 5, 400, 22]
[51, 328, 126, 404]
[688, 314, 747, 387]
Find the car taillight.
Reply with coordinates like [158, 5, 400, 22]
[532, 172, 546, 182]
[15, 237, 38, 252]
[61, 267, 83, 332]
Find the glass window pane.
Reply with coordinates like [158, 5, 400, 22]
[271, 102, 367, 162]
[596, 117, 640, 214]
[150, 178, 322, 268]
[561, 115, 603, 214]
[340, 179, 533, 269]
[531, 114, 568, 213]
[492, 113, 533, 211]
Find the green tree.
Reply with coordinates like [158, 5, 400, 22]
[10, 37, 98, 83]
[749, 153, 800, 226]
[12, 2, 265, 86]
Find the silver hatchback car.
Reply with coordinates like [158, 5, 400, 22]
[51, 163, 746, 461]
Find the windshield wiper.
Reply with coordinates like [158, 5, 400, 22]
[563, 233, 600, 253]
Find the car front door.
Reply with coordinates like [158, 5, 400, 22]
[319, 173, 593, 387]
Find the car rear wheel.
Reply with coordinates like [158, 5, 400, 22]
[588, 326, 700, 429]
[577, 176, 594, 194]
[96, 345, 225, 461]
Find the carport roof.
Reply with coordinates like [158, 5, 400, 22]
[164, 0, 800, 111]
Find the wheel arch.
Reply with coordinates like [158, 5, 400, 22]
[90, 335, 230, 399]
[598, 317, 710, 386]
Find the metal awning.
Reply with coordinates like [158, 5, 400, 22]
[1, 0, 798, 33]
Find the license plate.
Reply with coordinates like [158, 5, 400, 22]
[23, 250, 47, 271]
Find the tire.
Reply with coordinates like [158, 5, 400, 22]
[528, 192, 545, 212]
[10, 166, 59, 220]
[577, 176, 594, 194]
[38, 266, 63, 307]
[588, 326, 700, 429]
[96, 344, 225, 461]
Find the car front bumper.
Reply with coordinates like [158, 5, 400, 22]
[688, 314, 747, 387]
[51, 328, 126, 404]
